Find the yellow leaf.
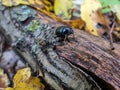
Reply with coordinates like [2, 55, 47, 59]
[5, 68, 44, 90]
[0, 0, 55, 22]
[64, 19, 85, 29]
[81, 0, 103, 36]
[5, 87, 13, 90]
[13, 68, 31, 87]
[43, 0, 54, 11]
[1, 0, 53, 11]
[112, 4, 120, 23]
[54, 0, 73, 20]
[1, 0, 29, 6]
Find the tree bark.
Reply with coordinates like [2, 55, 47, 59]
[56, 30, 120, 90]
[0, 4, 120, 90]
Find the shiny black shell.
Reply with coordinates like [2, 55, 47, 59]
[56, 26, 73, 39]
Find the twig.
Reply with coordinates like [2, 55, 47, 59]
[109, 21, 116, 50]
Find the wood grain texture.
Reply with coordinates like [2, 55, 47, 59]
[0, 4, 120, 90]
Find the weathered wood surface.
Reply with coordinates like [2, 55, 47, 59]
[56, 30, 120, 90]
[0, 5, 101, 90]
[37, 10, 120, 90]
[0, 4, 120, 90]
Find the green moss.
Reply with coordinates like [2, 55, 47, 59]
[25, 20, 40, 31]
[99, 0, 120, 13]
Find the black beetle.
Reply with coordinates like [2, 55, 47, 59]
[56, 26, 74, 41]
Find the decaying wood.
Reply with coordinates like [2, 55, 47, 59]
[56, 30, 120, 90]
[0, 5, 101, 90]
[37, 10, 120, 90]
[0, 4, 120, 90]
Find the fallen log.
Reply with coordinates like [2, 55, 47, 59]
[56, 30, 120, 90]
[0, 4, 120, 90]
[37, 8, 120, 90]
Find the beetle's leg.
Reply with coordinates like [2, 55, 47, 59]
[65, 35, 71, 42]
[72, 33, 75, 40]
[64, 35, 67, 41]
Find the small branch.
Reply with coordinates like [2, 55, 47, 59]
[109, 21, 116, 50]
